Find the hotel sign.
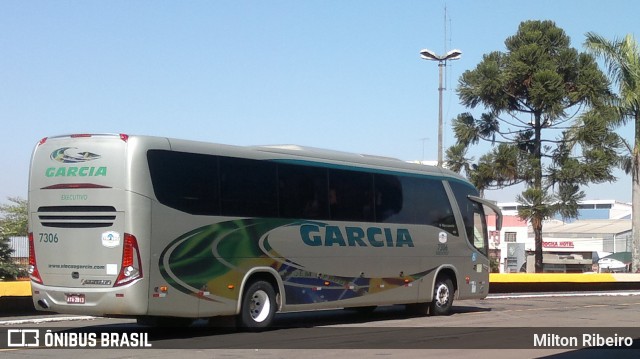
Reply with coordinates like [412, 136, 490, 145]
[542, 241, 575, 248]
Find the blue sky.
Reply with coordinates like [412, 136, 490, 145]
[1, 1, 637, 204]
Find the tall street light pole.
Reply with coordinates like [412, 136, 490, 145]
[419, 48, 462, 167]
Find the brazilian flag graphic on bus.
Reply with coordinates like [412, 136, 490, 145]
[158, 218, 428, 305]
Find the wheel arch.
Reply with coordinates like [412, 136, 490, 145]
[236, 267, 285, 314]
[429, 265, 459, 301]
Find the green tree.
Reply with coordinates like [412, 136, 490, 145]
[584, 33, 640, 272]
[0, 197, 28, 279]
[449, 20, 621, 272]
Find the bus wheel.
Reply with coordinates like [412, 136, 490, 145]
[429, 277, 454, 316]
[238, 280, 276, 330]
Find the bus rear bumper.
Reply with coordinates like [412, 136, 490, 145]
[30, 281, 148, 317]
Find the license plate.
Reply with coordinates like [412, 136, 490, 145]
[66, 294, 85, 304]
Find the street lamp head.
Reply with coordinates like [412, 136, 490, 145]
[420, 48, 462, 62]
[444, 49, 462, 61]
[419, 48, 440, 61]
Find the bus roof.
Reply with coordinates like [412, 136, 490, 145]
[250, 143, 463, 179]
[35, 133, 469, 183]
[166, 137, 467, 182]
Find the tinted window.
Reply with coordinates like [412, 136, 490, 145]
[374, 174, 404, 222]
[148, 149, 467, 234]
[473, 206, 488, 255]
[329, 169, 374, 221]
[278, 164, 329, 219]
[376, 174, 457, 235]
[449, 181, 480, 242]
[147, 150, 220, 215]
[421, 178, 457, 235]
[219, 157, 278, 217]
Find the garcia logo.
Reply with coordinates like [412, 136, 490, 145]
[45, 166, 107, 177]
[46, 147, 107, 177]
[51, 147, 101, 163]
[300, 223, 414, 247]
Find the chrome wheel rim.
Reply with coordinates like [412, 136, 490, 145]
[250, 290, 271, 323]
[434, 283, 450, 307]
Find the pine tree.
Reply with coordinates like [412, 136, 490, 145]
[448, 21, 621, 272]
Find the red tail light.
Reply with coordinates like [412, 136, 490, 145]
[114, 233, 143, 287]
[28, 233, 43, 284]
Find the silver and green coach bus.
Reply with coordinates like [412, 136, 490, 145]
[28, 134, 502, 329]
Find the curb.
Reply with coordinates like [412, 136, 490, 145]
[488, 273, 640, 293]
[0, 281, 31, 297]
[489, 273, 640, 283]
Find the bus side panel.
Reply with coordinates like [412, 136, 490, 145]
[417, 257, 489, 302]
[420, 245, 490, 301]
[155, 218, 430, 315]
[146, 203, 236, 318]
[456, 257, 490, 300]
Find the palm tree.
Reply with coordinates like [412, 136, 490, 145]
[585, 33, 640, 272]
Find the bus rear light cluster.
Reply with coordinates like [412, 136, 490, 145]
[28, 233, 43, 284]
[114, 233, 143, 287]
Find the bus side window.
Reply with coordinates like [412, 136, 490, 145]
[374, 175, 457, 235]
[328, 169, 374, 222]
[422, 179, 457, 234]
[374, 174, 403, 222]
[278, 164, 329, 219]
[219, 157, 278, 217]
[448, 181, 490, 255]
[472, 203, 488, 255]
[147, 150, 221, 215]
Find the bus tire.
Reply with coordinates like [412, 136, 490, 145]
[238, 280, 277, 330]
[429, 277, 454, 316]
